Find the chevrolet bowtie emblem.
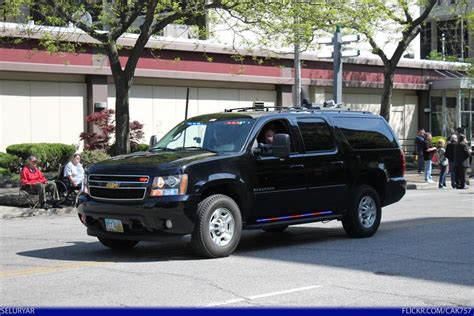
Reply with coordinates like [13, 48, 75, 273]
[105, 181, 120, 189]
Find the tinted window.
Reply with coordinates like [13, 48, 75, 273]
[154, 116, 255, 153]
[333, 117, 398, 149]
[297, 118, 335, 152]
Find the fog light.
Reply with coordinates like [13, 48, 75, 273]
[165, 219, 173, 229]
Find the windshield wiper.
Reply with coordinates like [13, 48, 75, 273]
[177, 146, 217, 153]
[149, 147, 177, 152]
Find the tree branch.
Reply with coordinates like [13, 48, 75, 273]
[412, 0, 436, 26]
[109, 0, 147, 41]
[44, 0, 107, 43]
[367, 34, 389, 65]
[123, 0, 159, 80]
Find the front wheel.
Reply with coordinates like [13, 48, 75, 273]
[98, 237, 139, 250]
[191, 194, 242, 258]
[342, 185, 381, 238]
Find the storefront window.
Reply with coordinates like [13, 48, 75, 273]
[431, 97, 442, 112]
[446, 97, 457, 133]
[431, 112, 443, 136]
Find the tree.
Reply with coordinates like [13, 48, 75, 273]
[336, 0, 437, 122]
[79, 109, 145, 154]
[3, 0, 241, 154]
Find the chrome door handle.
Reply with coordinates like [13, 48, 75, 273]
[331, 161, 344, 165]
[290, 164, 305, 169]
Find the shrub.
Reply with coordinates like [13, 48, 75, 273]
[132, 143, 149, 152]
[80, 150, 110, 167]
[0, 167, 10, 176]
[432, 136, 446, 146]
[0, 152, 20, 171]
[6, 143, 76, 170]
[79, 109, 145, 154]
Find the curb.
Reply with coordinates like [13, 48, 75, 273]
[1, 207, 76, 219]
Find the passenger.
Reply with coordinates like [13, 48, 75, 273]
[436, 139, 448, 189]
[20, 156, 62, 209]
[422, 132, 437, 183]
[454, 134, 472, 189]
[64, 153, 84, 189]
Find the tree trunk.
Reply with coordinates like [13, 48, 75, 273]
[114, 78, 131, 155]
[380, 65, 395, 122]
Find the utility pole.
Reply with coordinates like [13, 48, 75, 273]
[441, 33, 446, 61]
[318, 27, 359, 106]
[294, 42, 301, 108]
[333, 26, 342, 105]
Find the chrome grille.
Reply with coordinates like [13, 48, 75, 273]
[88, 174, 149, 201]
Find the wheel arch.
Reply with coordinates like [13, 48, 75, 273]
[353, 169, 387, 206]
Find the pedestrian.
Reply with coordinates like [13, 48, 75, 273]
[453, 134, 472, 189]
[415, 128, 425, 174]
[422, 132, 437, 183]
[436, 139, 448, 189]
[445, 134, 457, 188]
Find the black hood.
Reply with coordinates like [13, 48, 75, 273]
[86, 150, 216, 175]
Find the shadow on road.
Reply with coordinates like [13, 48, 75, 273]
[16, 216, 474, 286]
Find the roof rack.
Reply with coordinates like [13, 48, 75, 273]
[224, 106, 282, 112]
[225, 103, 351, 113]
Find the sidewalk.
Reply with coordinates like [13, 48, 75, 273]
[0, 171, 471, 219]
[0, 187, 76, 219]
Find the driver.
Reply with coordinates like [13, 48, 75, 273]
[263, 128, 275, 144]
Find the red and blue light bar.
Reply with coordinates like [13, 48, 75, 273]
[256, 211, 333, 223]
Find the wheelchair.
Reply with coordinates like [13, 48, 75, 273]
[53, 164, 81, 206]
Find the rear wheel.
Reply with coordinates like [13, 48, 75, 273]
[342, 185, 381, 238]
[191, 194, 242, 258]
[98, 237, 139, 250]
[263, 225, 288, 233]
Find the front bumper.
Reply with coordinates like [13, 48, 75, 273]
[384, 177, 406, 206]
[77, 194, 199, 241]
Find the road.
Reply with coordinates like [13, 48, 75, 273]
[0, 189, 473, 307]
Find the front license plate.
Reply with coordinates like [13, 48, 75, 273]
[104, 219, 124, 233]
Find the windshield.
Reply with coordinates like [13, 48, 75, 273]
[152, 116, 255, 153]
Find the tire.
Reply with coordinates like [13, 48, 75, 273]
[191, 194, 242, 258]
[98, 237, 139, 250]
[263, 225, 288, 233]
[342, 185, 381, 238]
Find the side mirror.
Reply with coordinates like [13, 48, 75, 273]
[272, 134, 290, 159]
[149, 135, 158, 148]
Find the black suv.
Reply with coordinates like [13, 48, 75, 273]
[77, 106, 406, 258]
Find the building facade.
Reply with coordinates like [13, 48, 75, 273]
[0, 3, 473, 152]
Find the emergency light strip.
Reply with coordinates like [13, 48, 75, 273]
[256, 211, 333, 223]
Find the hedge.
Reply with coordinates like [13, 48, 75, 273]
[80, 150, 110, 167]
[0, 167, 10, 176]
[6, 143, 76, 170]
[0, 152, 20, 171]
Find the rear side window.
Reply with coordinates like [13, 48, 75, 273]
[333, 117, 398, 150]
[297, 118, 335, 152]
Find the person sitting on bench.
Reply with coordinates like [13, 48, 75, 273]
[20, 156, 62, 209]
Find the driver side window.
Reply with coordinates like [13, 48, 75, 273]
[254, 119, 295, 155]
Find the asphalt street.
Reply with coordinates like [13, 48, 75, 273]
[0, 189, 473, 307]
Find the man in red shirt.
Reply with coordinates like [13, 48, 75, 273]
[20, 156, 62, 209]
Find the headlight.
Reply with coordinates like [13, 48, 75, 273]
[150, 174, 188, 197]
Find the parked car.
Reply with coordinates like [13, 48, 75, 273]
[77, 106, 406, 258]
